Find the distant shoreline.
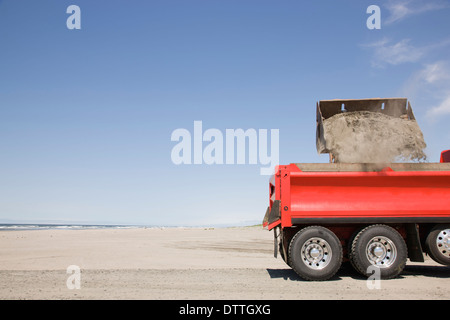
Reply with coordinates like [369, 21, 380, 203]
[0, 222, 262, 231]
[0, 223, 149, 231]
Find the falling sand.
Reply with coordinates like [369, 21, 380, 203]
[322, 111, 427, 163]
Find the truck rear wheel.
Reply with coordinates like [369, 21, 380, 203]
[288, 226, 343, 281]
[425, 224, 450, 265]
[349, 224, 407, 279]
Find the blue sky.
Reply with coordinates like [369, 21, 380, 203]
[1, 0, 450, 226]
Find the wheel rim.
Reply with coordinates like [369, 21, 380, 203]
[436, 229, 450, 258]
[365, 236, 397, 268]
[301, 237, 332, 270]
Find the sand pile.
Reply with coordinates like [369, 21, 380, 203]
[322, 111, 427, 163]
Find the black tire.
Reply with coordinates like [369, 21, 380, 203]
[288, 226, 342, 281]
[347, 227, 364, 273]
[425, 224, 450, 265]
[349, 224, 407, 279]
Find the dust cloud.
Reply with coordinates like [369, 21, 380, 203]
[322, 111, 427, 163]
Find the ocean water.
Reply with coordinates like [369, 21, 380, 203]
[0, 220, 260, 231]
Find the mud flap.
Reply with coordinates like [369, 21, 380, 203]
[263, 201, 282, 258]
[262, 200, 281, 230]
[406, 223, 425, 262]
[273, 227, 279, 258]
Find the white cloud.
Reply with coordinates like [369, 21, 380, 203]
[385, 1, 413, 24]
[428, 95, 450, 116]
[385, 0, 449, 24]
[421, 62, 450, 118]
[364, 2, 450, 118]
[421, 61, 450, 84]
[363, 37, 450, 68]
[401, 61, 450, 119]
[364, 38, 425, 67]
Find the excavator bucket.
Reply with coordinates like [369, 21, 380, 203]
[316, 98, 423, 162]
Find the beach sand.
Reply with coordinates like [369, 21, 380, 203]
[0, 226, 449, 300]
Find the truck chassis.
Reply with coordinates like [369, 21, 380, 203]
[263, 162, 450, 281]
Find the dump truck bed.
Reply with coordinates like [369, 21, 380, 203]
[294, 162, 450, 172]
[264, 162, 450, 230]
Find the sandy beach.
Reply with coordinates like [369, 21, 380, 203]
[0, 226, 449, 300]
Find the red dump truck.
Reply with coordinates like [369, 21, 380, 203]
[263, 98, 450, 281]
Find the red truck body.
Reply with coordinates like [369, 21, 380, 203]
[263, 156, 450, 280]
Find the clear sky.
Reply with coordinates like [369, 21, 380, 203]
[1, 0, 450, 226]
